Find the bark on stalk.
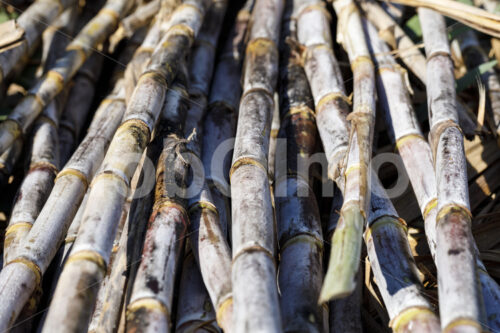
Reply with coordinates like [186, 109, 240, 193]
[174, 249, 219, 333]
[87, 197, 130, 333]
[230, 0, 284, 331]
[182, 4, 252, 329]
[0, 0, 134, 155]
[419, 8, 484, 332]
[326, 192, 363, 333]
[374, 18, 500, 331]
[294, 0, 350, 302]
[90, 20, 176, 333]
[274, 4, 324, 331]
[43, 1, 209, 330]
[0, 83, 126, 331]
[365, 174, 440, 333]
[361, 1, 426, 83]
[0, 137, 22, 186]
[58, 53, 103, 164]
[108, 0, 175, 51]
[0, 0, 78, 85]
[312, 0, 376, 301]
[178, 1, 236, 331]
[361, 0, 478, 138]
[35, 191, 89, 331]
[126, 76, 190, 332]
[3, 7, 77, 264]
[122, 0, 180, 104]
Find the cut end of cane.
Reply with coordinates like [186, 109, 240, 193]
[319, 207, 364, 303]
[216, 297, 234, 333]
[390, 307, 441, 333]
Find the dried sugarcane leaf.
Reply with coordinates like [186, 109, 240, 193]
[387, 0, 500, 37]
[0, 20, 24, 51]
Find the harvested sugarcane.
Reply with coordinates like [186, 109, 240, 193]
[126, 75, 190, 332]
[361, 1, 426, 83]
[109, 0, 162, 51]
[230, 0, 284, 330]
[182, 0, 237, 331]
[419, 8, 484, 332]
[345, 29, 443, 320]
[122, 0, 180, 102]
[0, 81, 126, 331]
[374, 17, 500, 330]
[185, 3, 252, 329]
[131, 2, 228, 329]
[326, 190, 363, 333]
[58, 53, 103, 164]
[44, 1, 211, 330]
[365, 172, 440, 333]
[0, 137, 22, 185]
[89, 18, 177, 332]
[3, 6, 77, 264]
[87, 196, 130, 333]
[0, 0, 133, 156]
[273, 2, 325, 331]
[175, 248, 219, 333]
[0, 0, 78, 85]
[315, 0, 376, 300]
[294, 0, 350, 300]
[361, 1, 479, 139]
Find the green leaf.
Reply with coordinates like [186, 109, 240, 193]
[404, 15, 422, 42]
[456, 59, 498, 93]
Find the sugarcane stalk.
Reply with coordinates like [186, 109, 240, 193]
[130, 3, 228, 330]
[273, 3, 325, 331]
[0, 0, 78, 85]
[419, 8, 484, 332]
[126, 74, 190, 332]
[88, 152, 149, 333]
[122, 0, 181, 104]
[0, 79, 127, 331]
[43, 1, 210, 330]
[0, 137, 22, 186]
[324, 188, 362, 333]
[201, 0, 252, 200]
[312, 0, 376, 300]
[34, 191, 88, 332]
[182, 4, 252, 329]
[0, 0, 133, 155]
[361, 0, 479, 138]
[58, 53, 103, 164]
[0, 7, 78, 185]
[90, 19, 175, 332]
[109, 0, 181, 52]
[177, 1, 236, 332]
[374, 17, 500, 330]
[87, 196, 130, 333]
[365, 172, 440, 333]
[293, 0, 350, 300]
[230, 0, 284, 330]
[109, 0, 163, 51]
[175, 248, 219, 333]
[3, 6, 77, 264]
[360, 1, 426, 83]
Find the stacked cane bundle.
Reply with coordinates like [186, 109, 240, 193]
[0, 0, 499, 332]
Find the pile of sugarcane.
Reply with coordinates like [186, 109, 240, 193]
[1, 0, 500, 331]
